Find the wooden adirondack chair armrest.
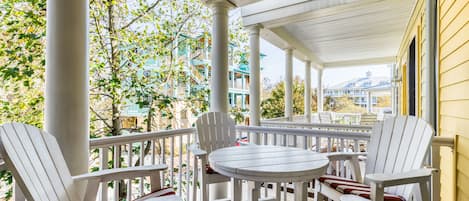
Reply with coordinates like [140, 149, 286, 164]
[188, 144, 207, 157]
[238, 141, 257, 146]
[325, 152, 368, 161]
[73, 164, 168, 183]
[323, 152, 367, 182]
[365, 168, 436, 187]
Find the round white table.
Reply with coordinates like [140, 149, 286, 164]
[208, 145, 329, 201]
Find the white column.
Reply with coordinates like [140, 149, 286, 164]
[209, 1, 231, 113]
[45, 0, 89, 178]
[304, 60, 312, 123]
[424, 0, 437, 127]
[317, 68, 324, 112]
[285, 48, 294, 121]
[247, 24, 262, 127]
[207, 1, 232, 200]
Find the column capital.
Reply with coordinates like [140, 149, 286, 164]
[205, 0, 235, 9]
[284, 48, 294, 54]
[246, 24, 263, 35]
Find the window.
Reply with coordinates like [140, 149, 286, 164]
[408, 38, 417, 116]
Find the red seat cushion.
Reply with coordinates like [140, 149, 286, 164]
[134, 187, 176, 201]
[319, 175, 405, 201]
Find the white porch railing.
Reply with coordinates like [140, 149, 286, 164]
[88, 125, 372, 201]
[89, 128, 196, 201]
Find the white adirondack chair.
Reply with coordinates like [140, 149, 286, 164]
[0, 123, 181, 201]
[319, 112, 342, 124]
[360, 113, 378, 126]
[318, 112, 334, 124]
[314, 115, 435, 201]
[189, 112, 237, 201]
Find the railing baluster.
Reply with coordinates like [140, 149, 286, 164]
[178, 135, 183, 196]
[170, 136, 175, 188]
[354, 139, 359, 152]
[113, 145, 120, 201]
[161, 138, 166, 164]
[293, 135, 297, 147]
[99, 147, 109, 201]
[283, 134, 287, 147]
[140, 141, 145, 196]
[315, 137, 320, 152]
[127, 143, 132, 201]
[186, 134, 191, 200]
[151, 139, 156, 165]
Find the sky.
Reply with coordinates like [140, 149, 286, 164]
[259, 38, 392, 88]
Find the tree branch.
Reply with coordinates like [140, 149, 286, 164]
[119, 0, 162, 30]
[90, 106, 113, 130]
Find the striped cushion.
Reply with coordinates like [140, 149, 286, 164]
[319, 175, 405, 201]
[134, 188, 176, 201]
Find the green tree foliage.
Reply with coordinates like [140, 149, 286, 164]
[0, 0, 46, 199]
[324, 95, 366, 113]
[89, 0, 212, 136]
[261, 77, 317, 119]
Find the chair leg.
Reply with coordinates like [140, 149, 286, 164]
[200, 173, 208, 201]
[275, 183, 281, 201]
[419, 180, 430, 201]
[314, 179, 324, 201]
[370, 182, 384, 201]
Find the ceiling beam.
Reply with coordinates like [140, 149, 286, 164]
[241, 0, 369, 27]
[323, 56, 396, 68]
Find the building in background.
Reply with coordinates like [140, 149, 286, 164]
[324, 71, 392, 113]
[121, 35, 266, 130]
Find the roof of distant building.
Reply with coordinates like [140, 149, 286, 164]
[327, 71, 391, 90]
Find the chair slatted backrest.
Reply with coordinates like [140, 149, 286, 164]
[360, 113, 378, 126]
[364, 116, 433, 200]
[196, 112, 236, 154]
[318, 112, 333, 124]
[0, 123, 81, 201]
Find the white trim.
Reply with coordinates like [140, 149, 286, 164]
[323, 56, 396, 68]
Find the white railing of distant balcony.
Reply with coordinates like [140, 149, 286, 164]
[264, 113, 364, 125]
[260, 120, 373, 133]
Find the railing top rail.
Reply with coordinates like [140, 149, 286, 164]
[236, 125, 371, 140]
[260, 120, 373, 130]
[89, 128, 196, 149]
[261, 116, 289, 121]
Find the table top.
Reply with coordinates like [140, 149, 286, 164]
[208, 145, 329, 183]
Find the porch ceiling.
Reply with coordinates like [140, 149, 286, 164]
[240, 0, 416, 68]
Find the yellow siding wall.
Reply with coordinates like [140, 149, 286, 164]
[438, 0, 469, 200]
[398, 0, 469, 200]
